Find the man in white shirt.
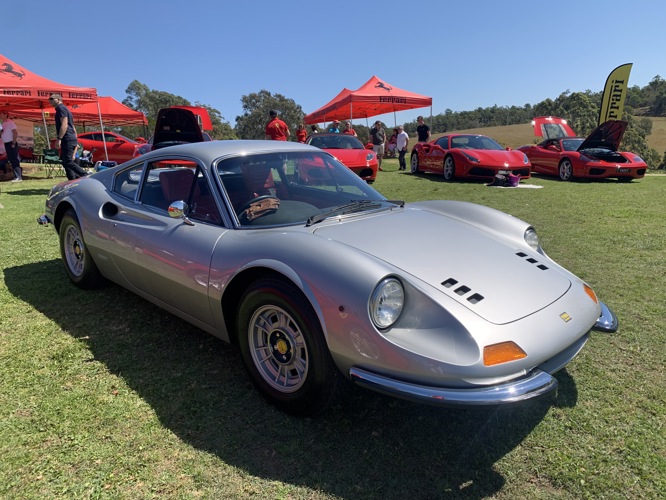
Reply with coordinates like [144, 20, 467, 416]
[0, 111, 21, 181]
[396, 125, 409, 171]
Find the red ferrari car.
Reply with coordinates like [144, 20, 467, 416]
[77, 131, 141, 164]
[410, 134, 531, 181]
[306, 133, 378, 183]
[518, 117, 647, 182]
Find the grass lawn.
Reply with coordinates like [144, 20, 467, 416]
[0, 162, 664, 499]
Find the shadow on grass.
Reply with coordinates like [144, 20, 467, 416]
[5, 260, 579, 499]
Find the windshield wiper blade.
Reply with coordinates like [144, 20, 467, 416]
[306, 200, 381, 226]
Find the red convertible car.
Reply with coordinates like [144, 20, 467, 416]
[306, 133, 378, 183]
[410, 134, 531, 181]
[518, 117, 647, 182]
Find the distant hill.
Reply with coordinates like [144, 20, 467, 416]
[438, 117, 666, 154]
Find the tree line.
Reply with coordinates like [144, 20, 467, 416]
[36, 75, 666, 168]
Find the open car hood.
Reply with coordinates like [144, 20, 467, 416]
[531, 116, 576, 139]
[314, 209, 572, 325]
[577, 120, 627, 152]
[153, 107, 207, 149]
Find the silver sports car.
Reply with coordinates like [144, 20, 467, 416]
[39, 140, 617, 416]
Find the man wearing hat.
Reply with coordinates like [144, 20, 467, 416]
[265, 110, 290, 141]
[326, 120, 340, 133]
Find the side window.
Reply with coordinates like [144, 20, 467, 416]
[113, 163, 143, 200]
[436, 137, 448, 148]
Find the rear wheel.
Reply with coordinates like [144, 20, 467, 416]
[237, 277, 342, 416]
[443, 156, 456, 181]
[58, 209, 105, 289]
[558, 159, 574, 181]
[410, 152, 420, 174]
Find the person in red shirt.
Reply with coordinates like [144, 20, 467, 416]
[341, 121, 357, 136]
[265, 110, 290, 141]
[296, 124, 307, 143]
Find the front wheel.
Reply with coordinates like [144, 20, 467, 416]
[443, 156, 456, 181]
[237, 277, 342, 416]
[58, 209, 105, 289]
[558, 159, 574, 181]
[410, 152, 420, 174]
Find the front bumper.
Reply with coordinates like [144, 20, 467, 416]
[350, 366, 558, 407]
[350, 300, 618, 407]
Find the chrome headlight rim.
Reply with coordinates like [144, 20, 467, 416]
[369, 277, 405, 329]
[524, 226, 541, 252]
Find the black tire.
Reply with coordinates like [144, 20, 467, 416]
[237, 277, 342, 416]
[410, 152, 420, 174]
[58, 209, 105, 289]
[558, 159, 574, 181]
[443, 155, 456, 181]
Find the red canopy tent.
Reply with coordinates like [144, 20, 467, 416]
[304, 76, 432, 124]
[0, 53, 97, 110]
[11, 96, 147, 128]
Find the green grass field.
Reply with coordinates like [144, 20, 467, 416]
[0, 164, 664, 499]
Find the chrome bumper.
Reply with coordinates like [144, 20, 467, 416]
[349, 367, 558, 407]
[592, 300, 618, 333]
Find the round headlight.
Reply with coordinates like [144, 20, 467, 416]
[369, 278, 404, 329]
[524, 227, 540, 251]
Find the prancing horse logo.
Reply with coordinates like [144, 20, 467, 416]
[1, 63, 25, 80]
[374, 81, 392, 92]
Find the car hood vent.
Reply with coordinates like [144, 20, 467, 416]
[314, 209, 571, 324]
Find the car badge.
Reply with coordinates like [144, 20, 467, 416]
[560, 312, 572, 323]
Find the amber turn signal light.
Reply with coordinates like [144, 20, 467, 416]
[584, 284, 598, 304]
[483, 341, 527, 366]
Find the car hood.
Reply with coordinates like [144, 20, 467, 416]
[458, 149, 527, 165]
[313, 208, 571, 325]
[578, 120, 627, 152]
[326, 148, 372, 165]
[153, 107, 206, 149]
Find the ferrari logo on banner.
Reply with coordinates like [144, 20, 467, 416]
[599, 63, 633, 125]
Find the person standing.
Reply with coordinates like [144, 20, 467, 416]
[396, 125, 409, 170]
[326, 120, 340, 133]
[341, 121, 357, 136]
[49, 93, 88, 179]
[369, 120, 386, 171]
[296, 124, 307, 143]
[416, 116, 431, 143]
[265, 110, 290, 141]
[0, 111, 22, 182]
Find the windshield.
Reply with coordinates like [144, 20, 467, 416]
[216, 151, 387, 227]
[562, 138, 584, 151]
[450, 135, 504, 150]
[308, 135, 364, 150]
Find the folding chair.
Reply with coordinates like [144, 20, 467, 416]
[42, 148, 65, 178]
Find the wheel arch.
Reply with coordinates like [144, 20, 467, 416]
[52, 200, 76, 233]
[221, 265, 322, 347]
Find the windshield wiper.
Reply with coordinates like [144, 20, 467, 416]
[306, 200, 382, 226]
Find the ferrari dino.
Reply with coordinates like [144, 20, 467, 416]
[39, 140, 617, 416]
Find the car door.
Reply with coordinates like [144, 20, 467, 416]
[427, 137, 448, 172]
[108, 155, 226, 328]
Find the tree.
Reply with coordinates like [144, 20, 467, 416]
[121, 80, 235, 139]
[235, 90, 304, 140]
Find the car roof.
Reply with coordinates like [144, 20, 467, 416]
[136, 140, 322, 166]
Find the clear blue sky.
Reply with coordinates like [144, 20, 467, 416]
[5, 0, 665, 128]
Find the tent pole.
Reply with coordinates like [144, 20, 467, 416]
[41, 110, 49, 143]
[97, 100, 109, 161]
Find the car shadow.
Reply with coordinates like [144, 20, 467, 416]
[5, 260, 579, 499]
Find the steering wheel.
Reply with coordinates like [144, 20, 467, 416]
[238, 194, 278, 213]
